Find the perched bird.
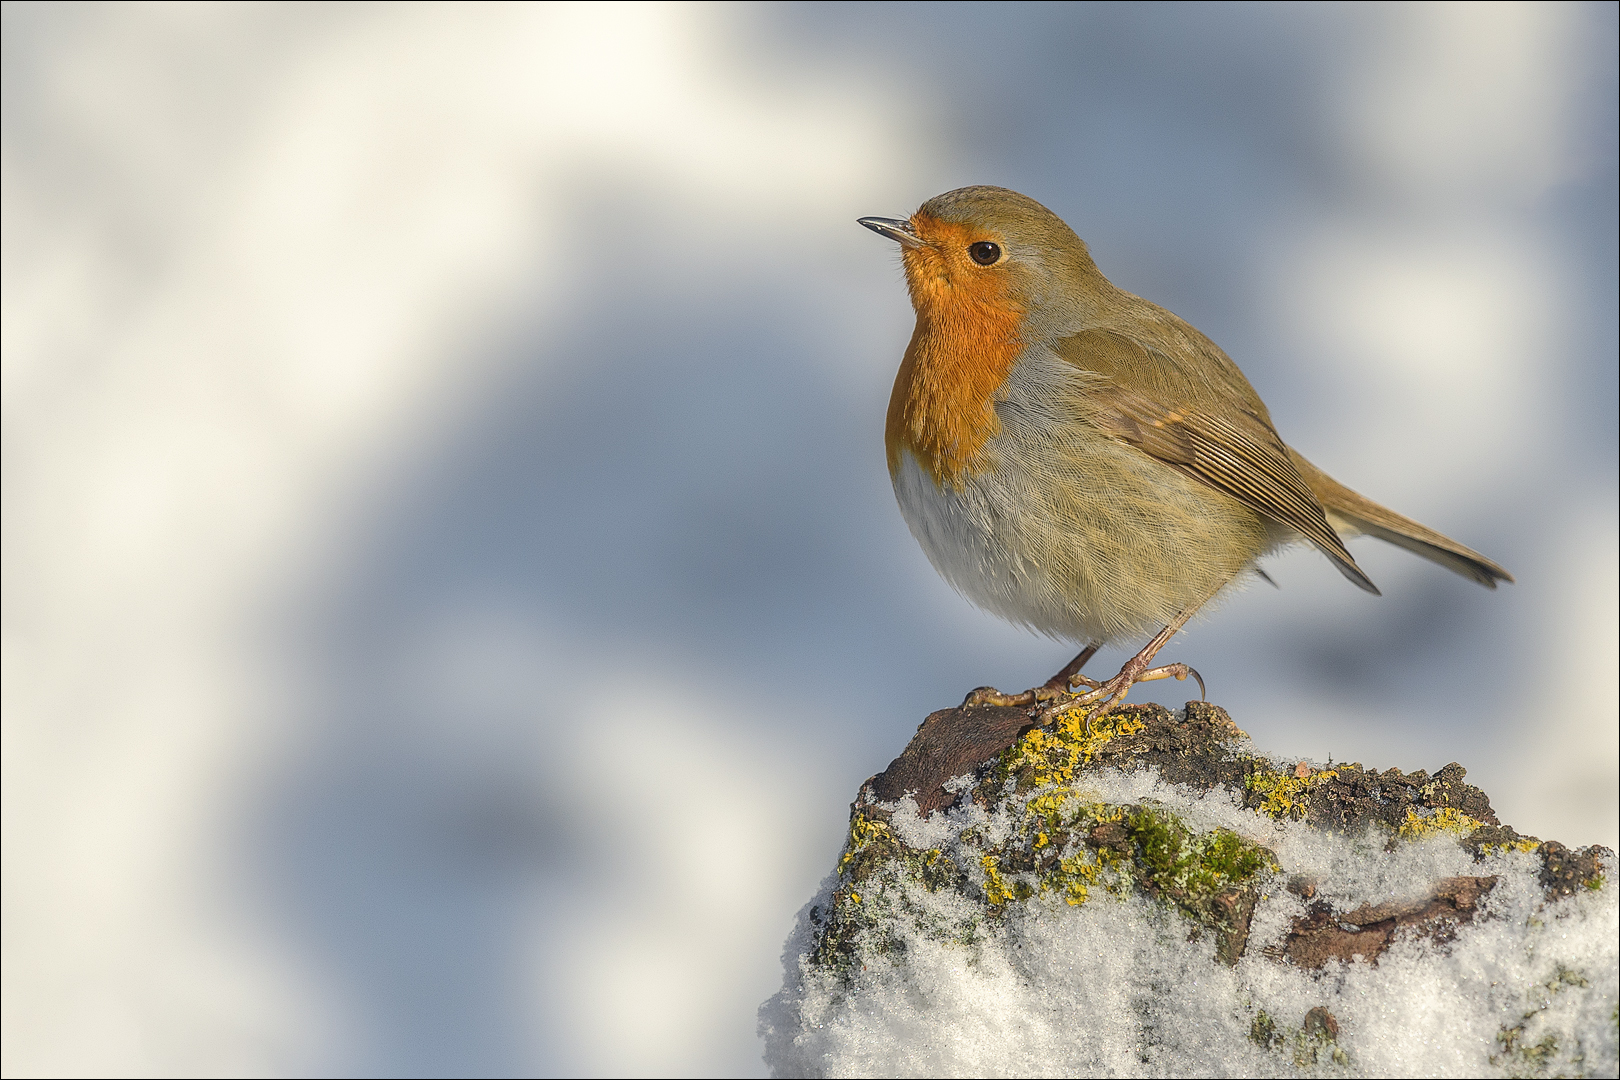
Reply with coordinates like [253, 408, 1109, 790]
[859, 186, 1511, 723]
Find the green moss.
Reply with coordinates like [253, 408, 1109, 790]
[974, 795, 1273, 944]
[1489, 967, 1596, 1077]
[1249, 1008, 1350, 1069]
[813, 808, 983, 978]
[1493, 1028, 1562, 1077]
[1118, 806, 1276, 963]
[1127, 806, 1271, 896]
[812, 845, 979, 979]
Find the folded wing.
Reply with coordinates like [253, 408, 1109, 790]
[1056, 328, 1379, 594]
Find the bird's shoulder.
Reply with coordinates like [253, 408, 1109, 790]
[1049, 297, 1271, 425]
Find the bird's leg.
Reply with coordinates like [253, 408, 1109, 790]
[1047, 643, 1101, 693]
[1040, 603, 1210, 729]
[963, 643, 1101, 708]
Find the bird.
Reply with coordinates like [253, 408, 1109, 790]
[858, 186, 1512, 724]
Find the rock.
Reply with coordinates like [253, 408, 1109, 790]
[868, 705, 1037, 815]
[1303, 1005, 1340, 1041]
[1276, 875, 1498, 968]
[1540, 841, 1611, 899]
[761, 699, 1617, 1078]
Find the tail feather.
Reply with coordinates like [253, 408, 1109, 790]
[1287, 448, 1514, 589]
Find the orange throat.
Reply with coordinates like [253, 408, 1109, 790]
[885, 222, 1025, 487]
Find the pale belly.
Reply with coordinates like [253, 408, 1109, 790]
[890, 388, 1278, 646]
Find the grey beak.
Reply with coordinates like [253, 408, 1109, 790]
[858, 216, 926, 247]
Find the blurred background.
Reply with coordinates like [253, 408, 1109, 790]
[2, 2, 1614, 1076]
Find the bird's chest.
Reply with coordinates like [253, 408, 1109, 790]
[886, 352, 1259, 642]
[887, 355, 1108, 632]
[884, 298, 1024, 487]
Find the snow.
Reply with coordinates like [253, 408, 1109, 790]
[762, 757, 1617, 1078]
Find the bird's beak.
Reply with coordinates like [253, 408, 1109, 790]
[858, 216, 926, 248]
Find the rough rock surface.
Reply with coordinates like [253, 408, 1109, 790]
[761, 700, 1616, 1078]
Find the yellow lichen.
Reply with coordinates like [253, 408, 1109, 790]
[1025, 790, 1072, 817]
[999, 711, 1147, 791]
[1246, 768, 1338, 821]
[980, 854, 1031, 906]
[1047, 851, 1104, 905]
[1397, 807, 1489, 842]
[1479, 834, 1542, 855]
[838, 812, 893, 875]
[1057, 709, 1147, 765]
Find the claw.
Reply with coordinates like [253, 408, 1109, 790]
[1134, 662, 1205, 701]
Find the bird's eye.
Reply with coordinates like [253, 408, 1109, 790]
[968, 241, 1002, 266]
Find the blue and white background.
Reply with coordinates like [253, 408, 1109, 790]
[3, 3, 1615, 1075]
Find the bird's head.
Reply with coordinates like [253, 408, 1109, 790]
[859, 186, 1107, 337]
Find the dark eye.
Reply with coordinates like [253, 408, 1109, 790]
[968, 241, 1002, 265]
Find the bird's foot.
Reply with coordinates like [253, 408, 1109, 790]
[1039, 660, 1205, 730]
[963, 643, 1104, 710]
[962, 678, 1074, 709]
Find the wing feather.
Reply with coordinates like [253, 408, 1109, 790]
[1057, 329, 1378, 594]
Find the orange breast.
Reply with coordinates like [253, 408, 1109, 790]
[884, 216, 1026, 487]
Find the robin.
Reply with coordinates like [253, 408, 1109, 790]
[859, 186, 1511, 724]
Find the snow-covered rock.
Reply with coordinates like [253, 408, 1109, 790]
[760, 702, 1616, 1078]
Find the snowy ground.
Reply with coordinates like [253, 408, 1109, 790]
[763, 738, 1618, 1078]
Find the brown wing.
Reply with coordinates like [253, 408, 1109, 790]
[1056, 329, 1379, 594]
